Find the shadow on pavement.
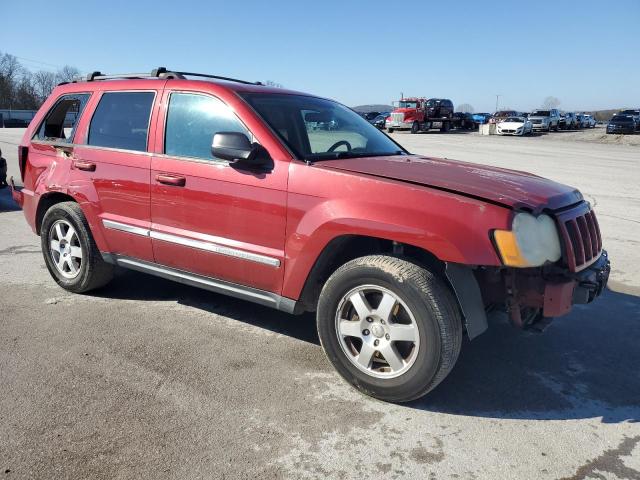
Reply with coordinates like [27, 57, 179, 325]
[92, 268, 640, 423]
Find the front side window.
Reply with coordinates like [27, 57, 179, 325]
[241, 93, 405, 162]
[35, 93, 90, 143]
[165, 93, 249, 160]
[88, 92, 155, 152]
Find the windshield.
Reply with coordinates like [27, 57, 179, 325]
[531, 110, 551, 116]
[241, 93, 406, 161]
[504, 117, 523, 122]
[611, 116, 633, 123]
[398, 101, 419, 109]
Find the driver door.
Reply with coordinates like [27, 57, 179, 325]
[149, 89, 288, 293]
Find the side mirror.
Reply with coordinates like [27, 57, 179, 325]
[212, 132, 257, 163]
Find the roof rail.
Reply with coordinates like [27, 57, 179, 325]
[66, 67, 263, 86]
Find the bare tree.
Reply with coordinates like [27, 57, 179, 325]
[0, 52, 23, 108]
[14, 72, 39, 109]
[33, 70, 58, 102]
[56, 65, 81, 83]
[457, 103, 474, 113]
[542, 96, 561, 109]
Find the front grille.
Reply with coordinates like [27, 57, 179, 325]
[501, 129, 516, 133]
[555, 202, 602, 272]
[391, 113, 404, 123]
[531, 119, 542, 124]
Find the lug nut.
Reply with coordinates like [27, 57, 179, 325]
[374, 339, 380, 346]
[380, 319, 386, 325]
[385, 333, 390, 340]
[362, 329, 370, 336]
[366, 317, 373, 323]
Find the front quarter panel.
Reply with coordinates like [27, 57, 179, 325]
[282, 162, 511, 299]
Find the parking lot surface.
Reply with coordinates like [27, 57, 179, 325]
[1, 128, 639, 479]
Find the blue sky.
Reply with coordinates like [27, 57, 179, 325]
[2, 0, 638, 111]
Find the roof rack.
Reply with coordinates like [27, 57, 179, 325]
[67, 67, 263, 86]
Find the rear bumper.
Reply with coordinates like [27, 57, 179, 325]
[9, 177, 24, 208]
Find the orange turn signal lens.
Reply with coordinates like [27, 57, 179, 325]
[493, 230, 531, 267]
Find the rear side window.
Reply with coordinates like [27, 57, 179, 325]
[88, 92, 155, 152]
[35, 94, 90, 143]
[164, 93, 248, 160]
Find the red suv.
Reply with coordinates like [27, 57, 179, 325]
[10, 68, 609, 402]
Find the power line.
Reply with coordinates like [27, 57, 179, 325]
[5, 53, 88, 75]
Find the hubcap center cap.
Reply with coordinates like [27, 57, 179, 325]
[371, 324, 385, 338]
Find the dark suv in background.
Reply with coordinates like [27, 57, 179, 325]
[607, 115, 638, 134]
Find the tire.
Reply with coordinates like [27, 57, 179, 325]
[41, 201, 114, 293]
[411, 121, 420, 134]
[440, 121, 450, 133]
[388, 128, 394, 134]
[316, 255, 462, 402]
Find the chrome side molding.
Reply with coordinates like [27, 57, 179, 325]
[150, 230, 280, 267]
[102, 219, 280, 267]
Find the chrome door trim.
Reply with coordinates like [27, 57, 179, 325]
[101, 219, 280, 267]
[150, 230, 281, 267]
[102, 219, 150, 237]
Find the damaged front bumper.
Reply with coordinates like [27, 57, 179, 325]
[506, 251, 610, 328]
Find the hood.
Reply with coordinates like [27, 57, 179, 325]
[318, 155, 582, 212]
[529, 115, 550, 120]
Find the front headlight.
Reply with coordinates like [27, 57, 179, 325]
[493, 213, 562, 267]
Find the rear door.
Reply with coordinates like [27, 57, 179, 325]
[149, 89, 288, 293]
[71, 89, 159, 261]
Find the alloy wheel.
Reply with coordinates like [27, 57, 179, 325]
[334, 285, 420, 379]
[49, 220, 83, 279]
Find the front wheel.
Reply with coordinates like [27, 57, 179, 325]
[41, 202, 114, 293]
[317, 255, 462, 402]
[387, 128, 394, 133]
[411, 121, 420, 134]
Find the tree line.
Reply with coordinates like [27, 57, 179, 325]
[0, 52, 80, 110]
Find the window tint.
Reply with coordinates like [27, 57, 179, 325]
[88, 92, 155, 152]
[165, 93, 248, 160]
[35, 94, 90, 142]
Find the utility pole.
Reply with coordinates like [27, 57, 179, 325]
[495, 94, 501, 113]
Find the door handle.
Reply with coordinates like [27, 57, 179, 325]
[73, 160, 96, 172]
[155, 174, 186, 187]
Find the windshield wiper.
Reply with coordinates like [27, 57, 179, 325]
[306, 150, 405, 162]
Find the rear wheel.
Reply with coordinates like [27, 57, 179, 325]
[440, 121, 450, 133]
[317, 255, 462, 402]
[388, 128, 394, 133]
[41, 202, 113, 293]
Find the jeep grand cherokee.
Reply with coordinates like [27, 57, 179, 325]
[10, 68, 609, 402]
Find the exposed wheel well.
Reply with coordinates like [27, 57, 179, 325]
[35, 192, 77, 234]
[297, 235, 444, 313]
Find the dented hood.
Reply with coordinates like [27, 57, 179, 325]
[318, 155, 582, 212]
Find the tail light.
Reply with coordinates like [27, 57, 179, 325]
[18, 146, 28, 181]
